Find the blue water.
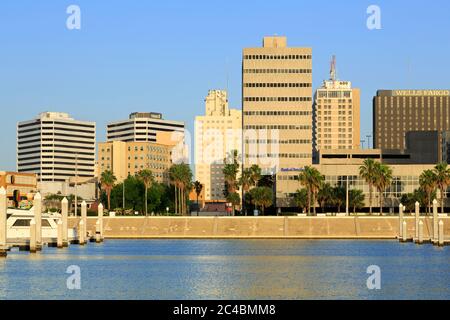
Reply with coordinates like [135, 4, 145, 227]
[0, 240, 448, 300]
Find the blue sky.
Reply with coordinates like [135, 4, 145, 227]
[0, 0, 449, 170]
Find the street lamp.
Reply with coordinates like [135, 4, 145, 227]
[366, 135, 372, 149]
[166, 207, 169, 216]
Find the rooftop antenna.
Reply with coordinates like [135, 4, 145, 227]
[330, 55, 337, 81]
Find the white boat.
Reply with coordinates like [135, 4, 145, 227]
[6, 208, 77, 243]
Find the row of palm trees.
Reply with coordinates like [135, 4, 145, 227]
[222, 150, 274, 215]
[297, 159, 394, 215]
[100, 163, 198, 216]
[169, 163, 193, 215]
[295, 186, 365, 215]
[100, 169, 155, 216]
[359, 160, 450, 215]
[359, 159, 393, 214]
[417, 163, 450, 214]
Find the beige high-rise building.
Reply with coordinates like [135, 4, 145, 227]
[195, 90, 242, 201]
[98, 141, 172, 184]
[243, 36, 313, 207]
[107, 112, 188, 164]
[313, 57, 360, 153]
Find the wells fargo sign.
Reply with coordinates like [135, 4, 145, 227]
[392, 90, 450, 97]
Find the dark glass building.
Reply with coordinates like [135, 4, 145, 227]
[373, 90, 450, 150]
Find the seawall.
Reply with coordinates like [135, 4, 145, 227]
[68, 216, 450, 239]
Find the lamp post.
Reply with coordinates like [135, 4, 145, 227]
[366, 135, 372, 149]
[346, 175, 349, 216]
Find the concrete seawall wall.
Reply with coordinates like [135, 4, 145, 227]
[68, 216, 450, 239]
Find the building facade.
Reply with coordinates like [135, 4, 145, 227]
[17, 112, 96, 186]
[98, 141, 172, 184]
[107, 112, 187, 163]
[0, 171, 37, 207]
[373, 90, 450, 150]
[195, 90, 242, 201]
[242, 36, 313, 207]
[315, 163, 435, 210]
[107, 112, 184, 143]
[313, 57, 360, 153]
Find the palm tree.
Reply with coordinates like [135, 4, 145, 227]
[250, 164, 262, 187]
[299, 166, 324, 215]
[137, 169, 154, 216]
[419, 169, 437, 214]
[359, 158, 377, 214]
[349, 189, 365, 215]
[317, 183, 333, 213]
[169, 164, 183, 215]
[178, 163, 193, 215]
[249, 187, 273, 215]
[433, 162, 450, 214]
[226, 192, 241, 216]
[373, 163, 393, 215]
[193, 181, 203, 216]
[239, 168, 253, 215]
[223, 150, 240, 215]
[294, 189, 308, 214]
[100, 170, 117, 210]
[332, 186, 346, 214]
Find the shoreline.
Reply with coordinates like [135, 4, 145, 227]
[68, 216, 450, 241]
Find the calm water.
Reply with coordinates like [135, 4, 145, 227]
[0, 240, 448, 300]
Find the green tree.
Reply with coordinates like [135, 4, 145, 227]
[317, 182, 333, 213]
[433, 162, 450, 214]
[294, 189, 308, 214]
[223, 150, 240, 215]
[250, 164, 262, 187]
[400, 193, 416, 214]
[299, 166, 324, 215]
[226, 192, 241, 216]
[169, 163, 193, 215]
[419, 169, 437, 214]
[359, 159, 377, 214]
[193, 181, 203, 216]
[100, 170, 117, 210]
[332, 186, 346, 214]
[373, 163, 393, 215]
[249, 187, 273, 215]
[349, 189, 365, 214]
[137, 169, 154, 216]
[239, 168, 253, 215]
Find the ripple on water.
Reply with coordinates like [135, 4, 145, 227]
[0, 240, 448, 300]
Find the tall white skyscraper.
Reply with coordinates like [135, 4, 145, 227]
[195, 90, 242, 201]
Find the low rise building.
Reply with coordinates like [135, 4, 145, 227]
[281, 149, 438, 210]
[98, 141, 172, 184]
[0, 171, 37, 207]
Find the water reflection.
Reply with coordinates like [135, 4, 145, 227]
[0, 240, 448, 300]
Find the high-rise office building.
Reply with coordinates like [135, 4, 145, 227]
[313, 57, 360, 153]
[242, 36, 313, 207]
[195, 90, 242, 201]
[17, 112, 96, 183]
[373, 90, 450, 150]
[98, 141, 172, 184]
[107, 112, 184, 143]
[107, 112, 187, 163]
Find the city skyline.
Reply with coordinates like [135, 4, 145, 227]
[1, 0, 450, 170]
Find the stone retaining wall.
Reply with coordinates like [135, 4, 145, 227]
[68, 216, 450, 239]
